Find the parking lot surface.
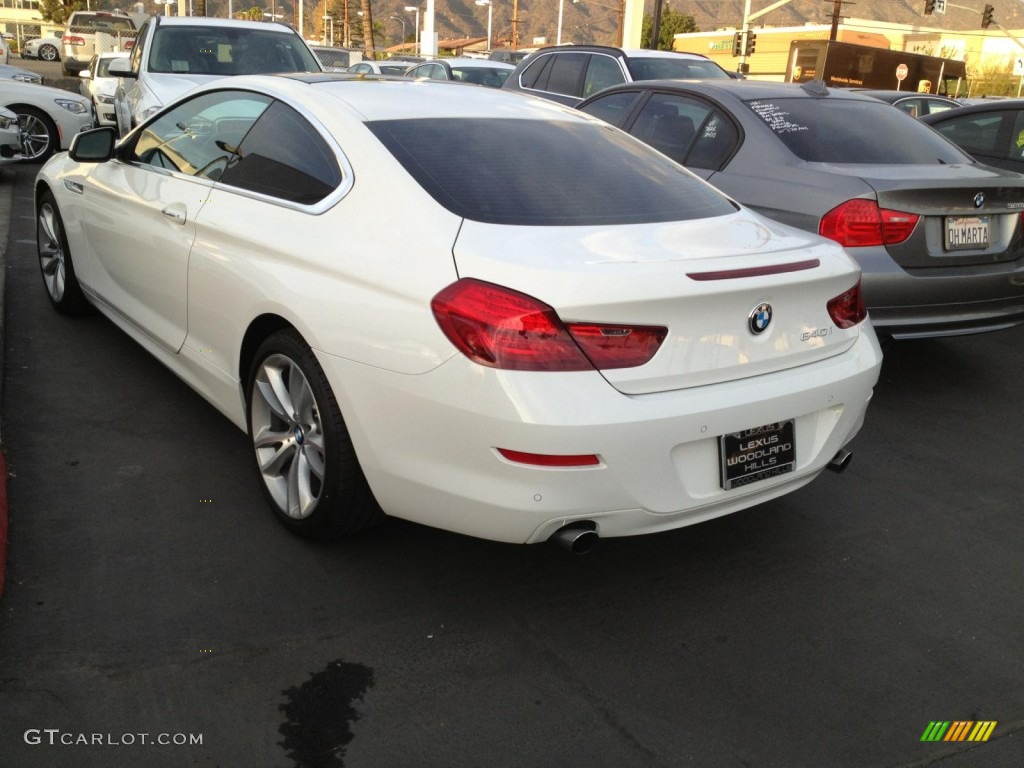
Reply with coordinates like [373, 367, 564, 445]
[0, 122, 1022, 764]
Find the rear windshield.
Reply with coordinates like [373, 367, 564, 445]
[68, 13, 136, 32]
[367, 118, 736, 225]
[626, 57, 729, 81]
[745, 97, 970, 164]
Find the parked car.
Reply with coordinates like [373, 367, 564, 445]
[488, 49, 529, 65]
[34, 76, 880, 548]
[405, 57, 513, 87]
[0, 34, 10, 65]
[921, 99, 1024, 174]
[577, 79, 1024, 339]
[61, 10, 137, 76]
[0, 63, 42, 84]
[21, 35, 62, 62]
[0, 106, 23, 163]
[79, 52, 128, 127]
[503, 44, 730, 106]
[110, 16, 323, 137]
[853, 89, 961, 117]
[347, 60, 414, 75]
[1, 80, 93, 161]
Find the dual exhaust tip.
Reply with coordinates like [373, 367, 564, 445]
[548, 449, 853, 555]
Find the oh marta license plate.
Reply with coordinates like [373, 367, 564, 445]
[719, 420, 796, 490]
[944, 215, 989, 251]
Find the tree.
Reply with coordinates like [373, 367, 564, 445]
[641, 5, 698, 51]
[360, 0, 375, 59]
[37, 0, 79, 25]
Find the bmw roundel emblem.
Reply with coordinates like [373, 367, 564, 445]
[975, 192, 985, 209]
[749, 303, 772, 335]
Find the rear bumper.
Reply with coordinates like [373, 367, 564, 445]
[854, 246, 1024, 338]
[317, 328, 883, 544]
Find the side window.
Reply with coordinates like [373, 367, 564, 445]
[686, 110, 740, 170]
[1006, 110, 1024, 160]
[627, 93, 703, 166]
[218, 101, 342, 205]
[518, 53, 553, 89]
[579, 90, 643, 128]
[582, 54, 625, 98]
[933, 113, 1003, 154]
[130, 91, 272, 179]
[545, 52, 588, 97]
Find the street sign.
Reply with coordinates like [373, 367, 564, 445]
[896, 63, 909, 80]
[934, 0, 946, 13]
[1015, 56, 1024, 76]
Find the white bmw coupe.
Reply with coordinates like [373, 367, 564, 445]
[34, 74, 882, 550]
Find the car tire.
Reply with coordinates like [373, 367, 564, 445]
[15, 106, 59, 162]
[247, 330, 383, 539]
[36, 190, 90, 314]
[39, 44, 59, 61]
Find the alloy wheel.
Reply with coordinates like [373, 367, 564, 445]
[250, 353, 326, 520]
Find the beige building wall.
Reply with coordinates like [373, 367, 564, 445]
[673, 18, 1024, 85]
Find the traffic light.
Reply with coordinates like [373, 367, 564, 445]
[923, 0, 935, 14]
[982, 3, 994, 28]
[732, 31, 743, 57]
[745, 32, 757, 55]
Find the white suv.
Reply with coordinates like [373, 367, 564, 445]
[61, 10, 137, 76]
[111, 16, 323, 137]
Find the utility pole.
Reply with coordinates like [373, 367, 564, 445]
[512, 0, 519, 49]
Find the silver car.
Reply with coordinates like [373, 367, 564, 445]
[579, 79, 1024, 339]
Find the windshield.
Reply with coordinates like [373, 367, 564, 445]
[627, 57, 729, 80]
[148, 26, 321, 76]
[745, 97, 971, 164]
[368, 117, 736, 225]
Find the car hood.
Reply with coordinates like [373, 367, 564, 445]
[452, 209, 868, 395]
[145, 72, 221, 108]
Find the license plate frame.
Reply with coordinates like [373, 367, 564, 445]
[944, 215, 990, 251]
[719, 420, 796, 490]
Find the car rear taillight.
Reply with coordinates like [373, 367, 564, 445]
[819, 199, 919, 247]
[431, 279, 666, 371]
[63, 35, 86, 46]
[827, 280, 867, 329]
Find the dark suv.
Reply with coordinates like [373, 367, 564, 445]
[501, 44, 729, 106]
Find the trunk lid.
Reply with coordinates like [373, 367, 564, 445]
[451, 209, 867, 395]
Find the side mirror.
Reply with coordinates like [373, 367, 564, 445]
[69, 127, 117, 163]
[79, 69, 92, 80]
[108, 57, 136, 79]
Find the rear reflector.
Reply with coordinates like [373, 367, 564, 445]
[497, 448, 601, 467]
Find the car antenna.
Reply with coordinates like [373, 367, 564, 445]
[800, 80, 829, 97]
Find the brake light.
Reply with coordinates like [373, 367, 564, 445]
[431, 279, 666, 371]
[63, 35, 86, 47]
[827, 280, 867, 329]
[819, 199, 919, 247]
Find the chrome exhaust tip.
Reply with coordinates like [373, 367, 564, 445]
[827, 448, 852, 474]
[549, 523, 599, 555]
